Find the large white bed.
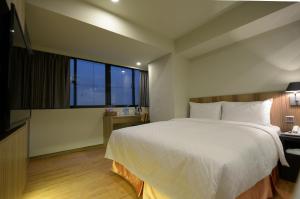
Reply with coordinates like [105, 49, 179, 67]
[105, 118, 288, 199]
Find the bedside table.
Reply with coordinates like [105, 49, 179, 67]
[279, 134, 300, 182]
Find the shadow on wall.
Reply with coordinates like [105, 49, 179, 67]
[189, 20, 300, 98]
[238, 20, 300, 72]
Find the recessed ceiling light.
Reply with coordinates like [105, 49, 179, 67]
[136, 62, 141, 66]
[121, 70, 125, 73]
[111, 0, 119, 3]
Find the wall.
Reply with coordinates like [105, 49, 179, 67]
[189, 21, 300, 98]
[6, 0, 25, 30]
[148, 54, 175, 122]
[29, 107, 147, 157]
[30, 108, 103, 157]
[148, 19, 300, 122]
[148, 53, 189, 121]
[173, 55, 189, 118]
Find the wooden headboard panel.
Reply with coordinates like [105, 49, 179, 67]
[190, 91, 300, 131]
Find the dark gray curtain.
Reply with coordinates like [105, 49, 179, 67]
[139, 71, 149, 107]
[10, 47, 70, 109]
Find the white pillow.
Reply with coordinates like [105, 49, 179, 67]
[189, 102, 222, 120]
[221, 99, 273, 125]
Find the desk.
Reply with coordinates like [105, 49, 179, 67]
[103, 115, 147, 145]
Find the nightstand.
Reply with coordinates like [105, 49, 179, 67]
[279, 134, 300, 182]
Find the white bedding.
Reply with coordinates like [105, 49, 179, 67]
[105, 118, 288, 199]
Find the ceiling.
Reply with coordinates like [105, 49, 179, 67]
[85, 0, 238, 39]
[26, 0, 299, 68]
[26, 3, 167, 69]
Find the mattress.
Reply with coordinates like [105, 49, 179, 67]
[105, 118, 288, 199]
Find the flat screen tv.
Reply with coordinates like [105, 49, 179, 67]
[0, 2, 32, 134]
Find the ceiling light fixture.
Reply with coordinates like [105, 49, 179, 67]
[111, 0, 119, 3]
[136, 62, 141, 66]
[121, 70, 125, 73]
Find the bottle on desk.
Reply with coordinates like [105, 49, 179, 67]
[135, 106, 142, 115]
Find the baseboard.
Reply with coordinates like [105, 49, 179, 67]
[30, 144, 105, 160]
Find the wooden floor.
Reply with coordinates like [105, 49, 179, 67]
[23, 147, 137, 199]
[23, 147, 295, 199]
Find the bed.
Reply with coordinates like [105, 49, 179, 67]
[105, 91, 292, 199]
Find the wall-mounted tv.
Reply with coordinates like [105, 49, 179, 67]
[0, 2, 32, 135]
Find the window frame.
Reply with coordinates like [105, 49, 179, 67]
[70, 57, 147, 108]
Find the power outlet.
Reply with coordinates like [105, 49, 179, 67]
[285, 115, 295, 124]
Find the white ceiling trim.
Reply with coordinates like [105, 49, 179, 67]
[85, 0, 238, 40]
[26, 3, 170, 68]
[176, 2, 300, 59]
[26, 0, 174, 52]
[26, 0, 299, 65]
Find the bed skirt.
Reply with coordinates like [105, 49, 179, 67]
[112, 161, 291, 199]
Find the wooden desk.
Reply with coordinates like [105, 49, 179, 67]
[103, 115, 146, 145]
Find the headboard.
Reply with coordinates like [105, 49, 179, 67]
[190, 91, 300, 132]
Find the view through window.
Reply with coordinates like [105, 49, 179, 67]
[70, 58, 143, 107]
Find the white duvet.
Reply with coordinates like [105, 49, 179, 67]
[105, 118, 288, 199]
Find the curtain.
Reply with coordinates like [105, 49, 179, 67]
[139, 71, 149, 107]
[10, 47, 70, 109]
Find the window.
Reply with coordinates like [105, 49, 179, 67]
[70, 59, 106, 107]
[111, 66, 133, 106]
[70, 58, 145, 107]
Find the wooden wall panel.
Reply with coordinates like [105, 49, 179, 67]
[0, 123, 28, 199]
[190, 91, 300, 132]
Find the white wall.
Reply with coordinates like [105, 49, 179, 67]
[148, 53, 189, 121]
[149, 54, 175, 122]
[173, 55, 189, 118]
[30, 108, 103, 157]
[148, 18, 300, 122]
[189, 21, 300, 98]
[29, 107, 147, 157]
